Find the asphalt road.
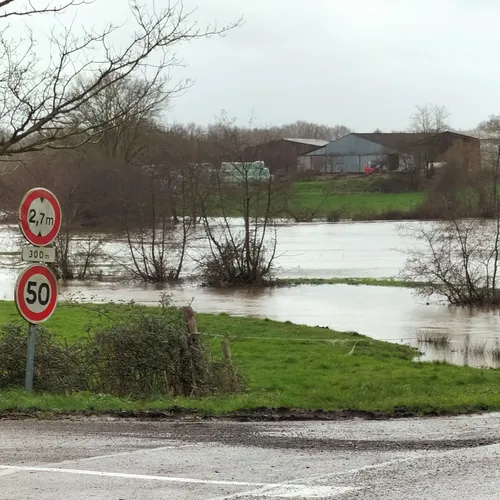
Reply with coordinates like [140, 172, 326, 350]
[1, 413, 500, 499]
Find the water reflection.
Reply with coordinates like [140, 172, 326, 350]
[57, 281, 500, 369]
[0, 221, 416, 279]
[0, 220, 497, 368]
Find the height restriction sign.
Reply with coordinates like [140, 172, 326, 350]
[18, 188, 61, 247]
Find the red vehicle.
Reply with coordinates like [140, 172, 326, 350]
[363, 160, 386, 175]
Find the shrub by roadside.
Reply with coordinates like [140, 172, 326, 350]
[85, 306, 239, 396]
[0, 306, 240, 397]
[0, 324, 87, 393]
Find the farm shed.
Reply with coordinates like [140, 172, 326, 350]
[298, 132, 480, 174]
[243, 138, 328, 175]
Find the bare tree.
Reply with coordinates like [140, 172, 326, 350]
[118, 162, 194, 283]
[74, 77, 167, 164]
[410, 104, 451, 134]
[198, 117, 283, 286]
[402, 218, 500, 306]
[402, 124, 500, 306]
[274, 121, 351, 141]
[0, 0, 239, 164]
[404, 104, 453, 185]
[478, 116, 500, 172]
[0, 0, 89, 18]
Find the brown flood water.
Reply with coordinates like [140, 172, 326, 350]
[59, 281, 500, 369]
[0, 220, 499, 368]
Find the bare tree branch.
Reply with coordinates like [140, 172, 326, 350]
[410, 104, 451, 134]
[0, 0, 241, 156]
[0, 0, 90, 19]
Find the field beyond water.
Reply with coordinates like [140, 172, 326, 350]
[292, 177, 425, 219]
[1, 301, 500, 417]
[211, 175, 426, 221]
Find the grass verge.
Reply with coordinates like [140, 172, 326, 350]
[0, 301, 500, 417]
[275, 277, 425, 288]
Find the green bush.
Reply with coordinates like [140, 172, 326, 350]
[0, 323, 87, 392]
[0, 307, 240, 397]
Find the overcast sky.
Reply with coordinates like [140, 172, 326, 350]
[16, 0, 500, 132]
[159, 0, 500, 131]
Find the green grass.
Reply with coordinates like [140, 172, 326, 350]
[276, 277, 425, 288]
[1, 301, 500, 416]
[292, 180, 425, 219]
[205, 177, 425, 221]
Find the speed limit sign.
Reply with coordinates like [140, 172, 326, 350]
[15, 264, 58, 324]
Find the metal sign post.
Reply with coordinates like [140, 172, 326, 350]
[15, 264, 58, 392]
[25, 323, 37, 392]
[16, 188, 61, 392]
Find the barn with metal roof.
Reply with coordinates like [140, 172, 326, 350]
[298, 132, 480, 174]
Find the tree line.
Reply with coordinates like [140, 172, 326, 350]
[5, 1, 500, 299]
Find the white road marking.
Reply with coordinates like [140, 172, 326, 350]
[0, 444, 195, 479]
[252, 485, 355, 498]
[207, 450, 470, 500]
[303, 442, 500, 484]
[0, 465, 277, 486]
[0, 465, 357, 498]
[209, 484, 356, 499]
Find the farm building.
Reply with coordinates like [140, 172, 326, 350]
[298, 132, 481, 174]
[243, 138, 328, 175]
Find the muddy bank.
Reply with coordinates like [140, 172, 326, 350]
[0, 404, 494, 424]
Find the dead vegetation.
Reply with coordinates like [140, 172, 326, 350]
[417, 329, 451, 346]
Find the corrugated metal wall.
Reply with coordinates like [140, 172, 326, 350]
[309, 134, 392, 156]
[299, 154, 388, 173]
[325, 155, 386, 173]
[304, 134, 395, 173]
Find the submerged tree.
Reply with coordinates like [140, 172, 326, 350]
[118, 161, 195, 283]
[402, 128, 500, 306]
[198, 117, 284, 286]
[402, 219, 500, 306]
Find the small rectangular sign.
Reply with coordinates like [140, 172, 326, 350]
[21, 246, 56, 263]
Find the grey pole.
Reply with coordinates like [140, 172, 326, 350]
[25, 322, 37, 392]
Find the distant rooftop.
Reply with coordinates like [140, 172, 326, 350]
[305, 131, 479, 156]
[282, 138, 329, 147]
[353, 131, 477, 151]
[353, 132, 434, 151]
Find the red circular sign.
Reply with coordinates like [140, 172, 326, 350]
[19, 188, 62, 246]
[15, 264, 58, 323]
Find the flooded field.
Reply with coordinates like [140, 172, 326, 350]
[57, 281, 500, 369]
[1, 220, 499, 368]
[0, 221, 412, 277]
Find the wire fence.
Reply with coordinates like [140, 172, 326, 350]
[202, 332, 500, 344]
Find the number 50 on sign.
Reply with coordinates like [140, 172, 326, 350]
[15, 264, 58, 324]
